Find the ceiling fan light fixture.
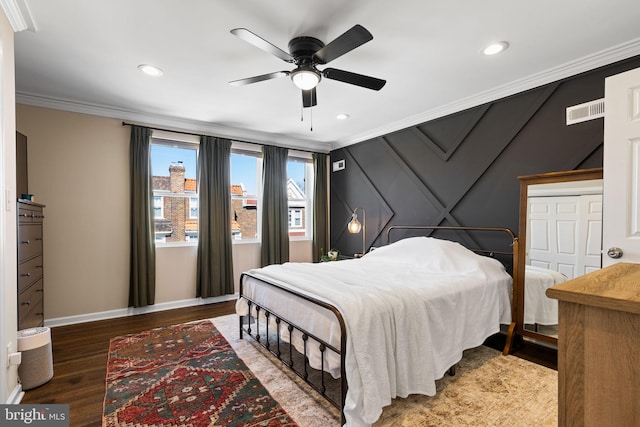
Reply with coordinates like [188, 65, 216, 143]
[291, 68, 320, 90]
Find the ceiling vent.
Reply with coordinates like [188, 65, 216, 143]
[566, 98, 605, 125]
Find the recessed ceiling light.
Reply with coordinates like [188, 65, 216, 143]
[482, 41, 509, 56]
[336, 113, 350, 120]
[137, 64, 164, 77]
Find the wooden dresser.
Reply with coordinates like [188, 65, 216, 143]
[17, 200, 46, 330]
[546, 262, 640, 427]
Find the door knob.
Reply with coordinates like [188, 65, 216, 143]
[607, 247, 623, 259]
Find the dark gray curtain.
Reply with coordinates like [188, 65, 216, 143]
[196, 136, 234, 297]
[261, 145, 289, 266]
[312, 153, 329, 262]
[129, 125, 155, 307]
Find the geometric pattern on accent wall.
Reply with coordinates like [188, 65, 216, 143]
[331, 87, 566, 254]
[411, 104, 491, 161]
[331, 57, 640, 255]
[352, 83, 560, 252]
[415, 84, 560, 225]
[329, 53, 639, 255]
[330, 148, 394, 255]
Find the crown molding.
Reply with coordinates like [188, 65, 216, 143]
[0, 0, 36, 32]
[333, 37, 640, 149]
[16, 92, 333, 153]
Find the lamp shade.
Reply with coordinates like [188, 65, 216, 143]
[348, 214, 362, 234]
[291, 69, 320, 90]
[347, 207, 366, 257]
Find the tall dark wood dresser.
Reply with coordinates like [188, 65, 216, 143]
[17, 200, 46, 330]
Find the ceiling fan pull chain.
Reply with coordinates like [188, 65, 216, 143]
[310, 107, 313, 132]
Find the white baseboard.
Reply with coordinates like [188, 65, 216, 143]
[44, 294, 238, 328]
[6, 384, 24, 404]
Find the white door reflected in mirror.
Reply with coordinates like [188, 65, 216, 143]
[522, 177, 603, 338]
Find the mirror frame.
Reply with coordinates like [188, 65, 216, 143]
[511, 168, 603, 350]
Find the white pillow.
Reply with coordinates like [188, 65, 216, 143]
[361, 236, 487, 274]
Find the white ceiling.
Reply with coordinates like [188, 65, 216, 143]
[11, 0, 640, 153]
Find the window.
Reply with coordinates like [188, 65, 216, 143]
[287, 155, 314, 239]
[189, 197, 198, 219]
[229, 148, 314, 241]
[151, 138, 199, 244]
[153, 196, 164, 219]
[289, 209, 303, 228]
[230, 148, 261, 241]
[150, 139, 314, 244]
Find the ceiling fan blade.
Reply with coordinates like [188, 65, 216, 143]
[302, 88, 317, 108]
[230, 28, 294, 63]
[313, 25, 373, 64]
[322, 68, 386, 91]
[229, 71, 289, 86]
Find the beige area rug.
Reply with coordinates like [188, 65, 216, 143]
[211, 314, 557, 427]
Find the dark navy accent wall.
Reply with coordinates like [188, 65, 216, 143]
[330, 56, 640, 257]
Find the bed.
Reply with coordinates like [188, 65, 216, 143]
[236, 226, 517, 427]
[524, 265, 567, 326]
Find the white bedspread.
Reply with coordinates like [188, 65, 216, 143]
[237, 237, 512, 427]
[524, 265, 567, 325]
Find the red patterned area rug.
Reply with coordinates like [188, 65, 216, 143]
[102, 320, 298, 427]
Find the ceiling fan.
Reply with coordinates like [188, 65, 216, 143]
[229, 25, 386, 108]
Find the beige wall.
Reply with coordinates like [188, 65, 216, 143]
[15, 104, 313, 322]
[0, 9, 17, 403]
[16, 105, 131, 318]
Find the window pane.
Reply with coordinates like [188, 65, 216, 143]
[287, 158, 310, 238]
[231, 195, 258, 240]
[231, 152, 259, 195]
[287, 159, 306, 194]
[231, 152, 260, 240]
[151, 141, 198, 243]
[155, 195, 199, 242]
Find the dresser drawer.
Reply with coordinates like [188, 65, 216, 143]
[19, 300, 44, 330]
[18, 255, 44, 291]
[18, 206, 34, 223]
[18, 205, 44, 224]
[18, 224, 43, 261]
[18, 279, 43, 323]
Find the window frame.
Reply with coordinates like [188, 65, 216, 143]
[153, 195, 164, 219]
[230, 142, 263, 244]
[287, 152, 314, 241]
[189, 196, 198, 219]
[150, 133, 200, 247]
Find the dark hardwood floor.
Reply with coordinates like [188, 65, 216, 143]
[21, 300, 556, 426]
[484, 333, 557, 371]
[21, 301, 236, 427]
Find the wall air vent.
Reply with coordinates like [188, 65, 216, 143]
[566, 98, 605, 125]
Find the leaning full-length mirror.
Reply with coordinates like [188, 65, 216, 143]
[515, 168, 603, 346]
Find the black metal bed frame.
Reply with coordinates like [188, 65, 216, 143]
[238, 225, 518, 425]
[238, 274, 347, 413]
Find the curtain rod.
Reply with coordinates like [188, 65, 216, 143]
[121, 121, 320, 155]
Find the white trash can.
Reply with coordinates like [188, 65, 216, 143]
[17, 327, 53, 390]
